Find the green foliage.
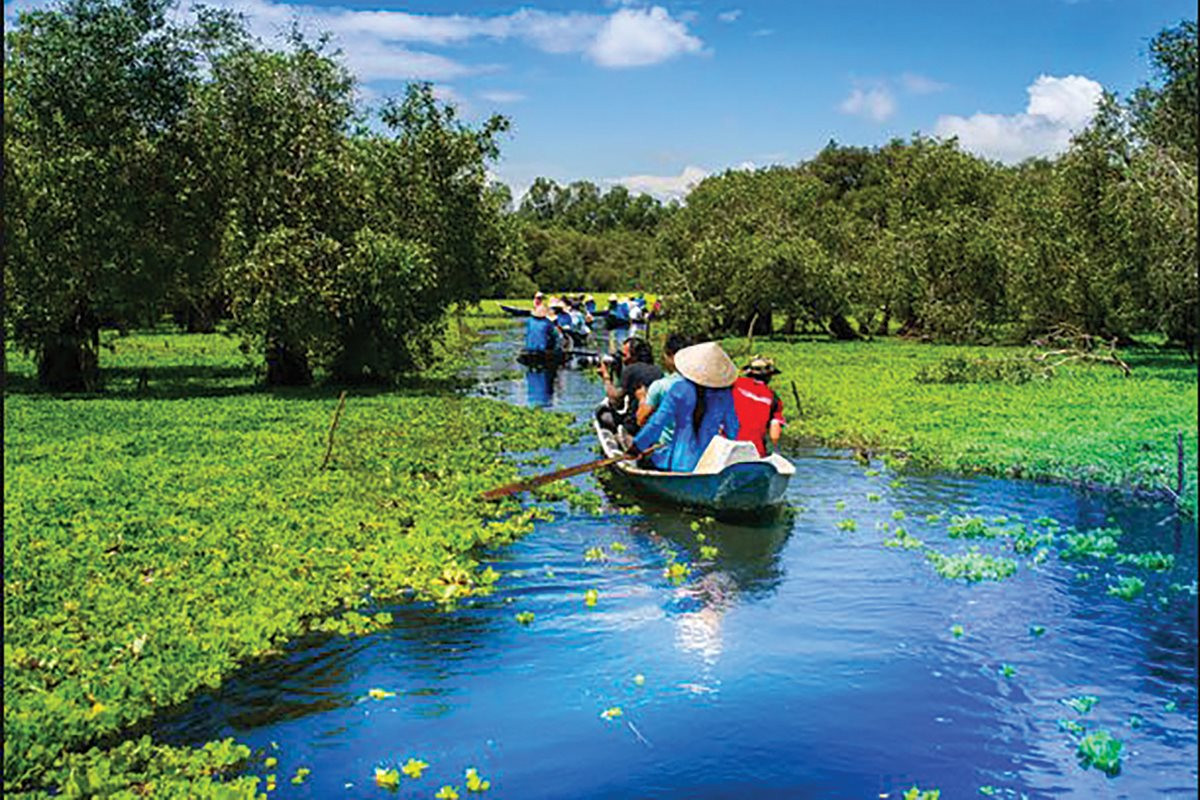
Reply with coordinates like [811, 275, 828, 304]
[1107, 575, 1146, 601]
[1115, 550, 1175, 571]
[925, 547, 1017, 582]
[1059, 528, 1123, 560]
[1076, 730, 1123, 776]
[914, 354, 1037, 385]
[1061, 695, 1099, 714]
[3, 328, 576, 795]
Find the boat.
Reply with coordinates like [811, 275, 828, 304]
[518, 348, 601, 369]
[593, 420, 794, 514]
[500, 303, 532, 317]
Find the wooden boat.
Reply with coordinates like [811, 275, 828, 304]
[593, 420, 794, 514]
[500, 303, 532, 317]
[517, 348, 567, 367]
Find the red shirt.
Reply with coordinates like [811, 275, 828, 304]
[732, 376, 785, 456]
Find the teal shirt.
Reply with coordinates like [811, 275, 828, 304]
[644, 372, 682, 448]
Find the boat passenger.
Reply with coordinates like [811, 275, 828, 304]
[634, 333, 690, 455]
[533, 291, 546, 315]
[524, 305, 563, 354]
[584, 295, 597, 317]
[597, 336, 661, 434]
[607, 294, 630, 325]
[567, 301, 591, 343]
[628, 342, 740, 472]
[733, 356, 785, 456]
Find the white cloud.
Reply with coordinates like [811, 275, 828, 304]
[899, 72, 947, 95]
[608, 165, 709, 200]
[839, 86, 896, 122]
[934, 74, 1103, 163]
[479, 90, 526, 103]
[588, 6, 704, 68]
[718, 9, 742, 23]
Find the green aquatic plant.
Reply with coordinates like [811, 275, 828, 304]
[999, 663, 1016, 678]
[1107, 576, 1145, 600]
[1030, 624, 1046, 637]
[1164, 700, 1178, 712]
[401, 758, 429, 779]
[902, 785, 940, 800]
[633, 674, 646, 686]
[375, 767, 401, 788]
[1115, 551, 1175, 571]
[1061, 695, 1098, 714]
[514, 612, 535, 625]
[368, 688, 397, 700]
[1057, 718, 1085, 735]
[1060, 528, 1122, 560]
[584, 589, 599, 607]
[609, 542, 628, 553]
[264, 756, 278, 769]
[892, 509, 907, 520]
[465, 767, 490, 792]
[836, 518, 858, 532]
[978, 787, 998, 796]
[436, 785, 461, 800]
[835, 500, 847, 511]
[1012, 526, 1055, 554]
[865, 469, 881, 477]
[867, 492, 882, 502]
[600, 706, 623, 720]
[1076, 730, 1123, 776]
[926, 547, 1017, 582]
[699, 545, 720, 560]
[664, 561, 692, 583]
[951, 624, 965, 638]
[584, 546, 606, 561]
[883, 526, 923, 549]
[291, 767, 311, 785]
[925, 513, 943, 523]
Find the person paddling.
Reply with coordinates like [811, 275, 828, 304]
[627, 342, 740, 472]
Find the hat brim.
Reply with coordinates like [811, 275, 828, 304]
[674, 342, 738, 388]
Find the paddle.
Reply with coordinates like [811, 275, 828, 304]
[481, 444, 659, 500]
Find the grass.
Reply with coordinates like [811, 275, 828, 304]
[712, 334, 1197, 515]
[3, 325, 577, 797]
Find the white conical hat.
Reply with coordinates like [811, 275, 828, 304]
[673, 342, 737, 388]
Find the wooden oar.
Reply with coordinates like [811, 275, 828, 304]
[482, 444, 658, 501]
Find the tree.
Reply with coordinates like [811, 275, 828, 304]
[1130, 20, 1198, 160]
[4, 0, 209, 390]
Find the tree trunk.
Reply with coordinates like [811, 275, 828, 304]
[265, 339, 312, 386]
[38, 329, 99, 391]
[827, 313, 861, 341]
[875, 306, 891, 336]
[782, 314, 797, 336]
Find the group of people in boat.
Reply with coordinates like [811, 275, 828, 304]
[523, 290, 663, 357]
[596, 334, 785, 473]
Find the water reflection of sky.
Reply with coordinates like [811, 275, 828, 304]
[149, 322, 1198, 799]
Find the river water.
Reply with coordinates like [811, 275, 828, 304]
[155, 324, 1198, 799]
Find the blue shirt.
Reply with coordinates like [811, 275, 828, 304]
[634, 379, 740, 472]
[524, 316, 561, 352]
[609, 302, 630, 323]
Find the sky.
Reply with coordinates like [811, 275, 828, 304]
[5, 0, 1195, 200]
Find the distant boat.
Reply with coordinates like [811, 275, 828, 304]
[500, 304, 532, 317]
[517, 348, 600, 369]
[593, 420, 794, 515]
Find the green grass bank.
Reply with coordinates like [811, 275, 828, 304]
[3, 326, 574, 797]
[715, 334, 1197, 515]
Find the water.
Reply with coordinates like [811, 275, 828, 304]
[154, 324, 1198, 798]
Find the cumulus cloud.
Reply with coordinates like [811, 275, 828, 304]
[588, 6, 704, 68]
[934, 74, 1103, 163]
[718, 9, 742, 23]
[839, 86, 897, 122]
[609, 165, 709, 200]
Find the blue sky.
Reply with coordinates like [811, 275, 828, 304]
[6, 0, 1195, 198]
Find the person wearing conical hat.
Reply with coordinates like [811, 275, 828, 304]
[733, 355, 785, 456]
[524, 303, 563, 357]
[629, 342, 740, 472]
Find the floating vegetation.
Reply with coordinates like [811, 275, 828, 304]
[1029, 624, 1046, 637]
[1059, 528, 1122, 560]
[584, 589, 599, 607]
[436, 785, 461, 800]
[902, 785, 941, 800]
[999, 663, 1016, 678]
[947, 515, 1002, 539]
[609, 541, 628, 553]
[633, 674, 646, 686]
[865, 469, 881, 477]
[266, 773, 277, 791]
[979, 786, 998, 796]
[866, 492, 882, 502]
[291, 767, 311, 785]
[883, 527, 923, 550]
[926, 547, 1017, 582]
[401, 759, 429, 779]
[368, 688, 397, 700]
[514, 611, 536, 625]
[925, 513, 943, 523]
[583, 547, 606, 561]
[891, 509, 907, 521]
[664, 561, 692, 583]
[465, 767, 491, 792]
[1057, 719, 1085, 735]
[600, 706, 623, 720]
[1076, 730, 1123, 776]
[699, 545, 720, 560]
[836, 519, 858, 532]
[1107, 576, 1145, 601]
[1061, 695, 1098, 714]
[375, 767, 401, 789]
[835, 500, 847, 511]
[1115, 551, 1175, 571]
[1012, 527, 1055, 554]
[951, 624, 965, 638]
[265, 756, 278, 769]
[1164, 700, 1178, 712]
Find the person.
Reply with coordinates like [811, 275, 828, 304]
[607, 294, 630, 326]
[597, 335, 661, 433]
[633, 333, 689, 458]
[629, 342, 740, 472]
[567, 300, 591, 344]
[524, 304, 563, 354]
[732, 355, 785, 456]
[584, 294, 597, 317]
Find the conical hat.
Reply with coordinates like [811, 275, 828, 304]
[674, 342, 737, 388]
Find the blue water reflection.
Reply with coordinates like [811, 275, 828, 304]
[151, 324, 1198, 799]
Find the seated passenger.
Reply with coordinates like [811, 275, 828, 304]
[597, 336, 661, 433]
[634, 333, 689, 459]
[524, 305, 562, 353]
[629, 342, 740, 472]
[733, 356, 785, 456]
